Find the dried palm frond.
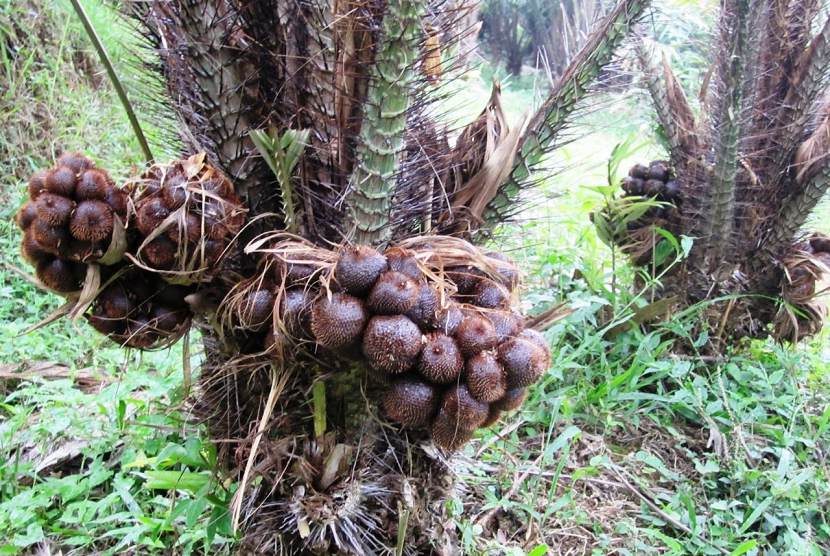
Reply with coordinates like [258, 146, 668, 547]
[635, 42, 698, 168]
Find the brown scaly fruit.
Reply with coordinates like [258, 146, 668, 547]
[20, 230, 52, 264]
[446, 266, 485, 295]
[455, 313, 498, 357]
[384, 247, 422, 282]
[69, 200, 114, 242]
[471, 279, 510, 309]
[87, 304, 125, 335]
[439, 383, 489, 430]
[141, 236, 179, 270]
[121, 316, 160, 349]
[489, 310, 523, 341]
[405, 284, 440, 330]
[57, 152, 95, 173]
[31, 221, 70, 257]
[419, 332, 464, 384]
[148, 304, 187, 334]
[16, 202, 37, 231]
[518, 328, 551, 359]
[34, 193, 75, 227]
[464, 350, 507, 403]
[279, 288, 315, 339]
[311, 292, 369, 350]
[382, 376, 441, 428]
[334, 245, 389, 296]
[75, 169, 112, 201]
[27, 170, 49, 200]
[162, 175, 189, 210]
[362, 315, 423, 374]
[44, 166, 77, 197]
[491, 388, 527, 411]
[480, 407, 502, 428]
[435, 304, 464, 336]
[498, 337, 549, 388]
[431, 408, 475, 450]
[35, 258, 82, 293]
[98, 284, 137, 319]
[239, 289, 275, 331]
[485, 251, 520, 291]
[103, 187, 128, 220]
[367, 270, 420, 315]
[136, 197, 171, 236]
[165, 212, 202, 244]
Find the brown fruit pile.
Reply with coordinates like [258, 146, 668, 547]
[130, 155, 245, 282]
[238, 240, 551, 450]
[87, 267, 195, 349]
[14, 153, 231, 350]
[620, 160, 681, 231]
[15, 152, 128, 292]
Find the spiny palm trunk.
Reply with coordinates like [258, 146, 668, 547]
[601, 0, 830, 343]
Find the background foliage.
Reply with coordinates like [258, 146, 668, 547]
[0, 0, 829, 554]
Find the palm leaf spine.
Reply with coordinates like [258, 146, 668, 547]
[348, 0, 428, 247]
[772, 15, 830, 172]
[769, 163, 830, 249]
[484, 0, 651, 226]
[635, 42, 696, 168]
[703, 0, 750, 259]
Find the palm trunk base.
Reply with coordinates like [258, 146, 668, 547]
[193, 330, 459, 556]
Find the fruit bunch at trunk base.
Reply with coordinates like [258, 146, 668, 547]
[127, 153, 245, 285]
[15, 152, 128, 292]
[593, 159, 682, 268]
[229, 235, 551, 450]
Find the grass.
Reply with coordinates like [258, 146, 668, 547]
[0, 1, 829, 555]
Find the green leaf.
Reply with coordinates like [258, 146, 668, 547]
[728, 540, 757, 556]
[738, 497, 774, 534]
[527, 544, 549, 556]
[186, 496, 209, 528]
[144, 471, 211, 494]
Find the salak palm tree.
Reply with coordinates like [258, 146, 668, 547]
[19, 0, 649, 552]
[596, 0, 830, 346]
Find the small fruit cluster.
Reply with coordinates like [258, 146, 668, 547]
[240, 241, 551, 450]
[16, 152, 128, 292]
[805, 235, 830, 268]
[87, 267, 195, 349]
[620, 160, 681, 228]
[14, 153, 235, 350]
[130, 155, 244, 281]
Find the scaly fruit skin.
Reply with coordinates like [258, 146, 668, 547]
[362, 315, 424, 374]
[311, 293, 369, 351]
[465, 351, 506, 403]
[439, 383, 489, 431]
[419, 333, 464, 384]
[334, 245, 389, 296]
[499, 338, 548, 388]
[456, 314, 498, 358]
[431, 408, 475, 450]
[383, 377, 440, 428]
[367, 270, 420, 315]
